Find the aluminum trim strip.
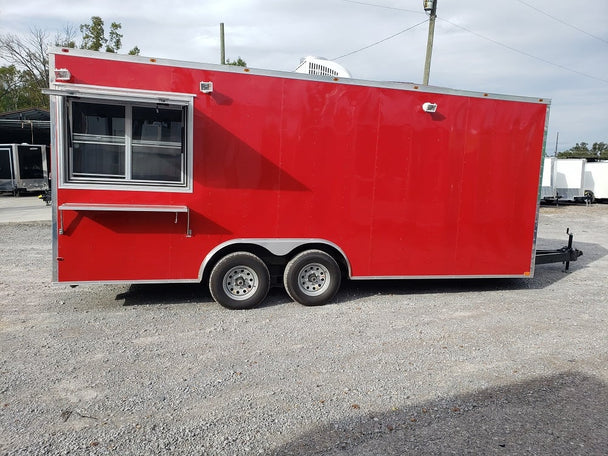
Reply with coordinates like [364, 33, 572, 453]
[529, 103, 552, 278]
[350, 274, 533, 280]
[57, 204, 191, 237]
[47, 85, 194, 194]
[43, 84, 195, 104]
[49, 52, 59, 283]
[53, 273, 532, 287]
[198, 238, 353, 281]
[48, 47, 550, 105]
[57, 182, 192, 193]
[52, 279, 201, 286]
[58, 203, 189, 212]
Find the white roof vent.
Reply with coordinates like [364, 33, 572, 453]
[294, 56, 352, 78]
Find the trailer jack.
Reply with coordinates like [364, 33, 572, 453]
[535, 228, 583, 271]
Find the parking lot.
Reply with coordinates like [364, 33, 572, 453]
[0, 194, 51, 224]
[1, 196, 607, 455]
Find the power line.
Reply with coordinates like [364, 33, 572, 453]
[514, 0, 608, 45]
[333, 19, 428, 60]
[336, 0, 607, 84]
[340, 0, 424, 15]
[342, 0, 608, 45]
[439, 17, 608, 84]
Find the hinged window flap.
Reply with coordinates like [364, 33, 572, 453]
[43, 83, 195, 106]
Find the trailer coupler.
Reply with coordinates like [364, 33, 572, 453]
[535, 228, 583, 271]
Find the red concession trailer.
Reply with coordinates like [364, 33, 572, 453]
[45, 47, 579, 309]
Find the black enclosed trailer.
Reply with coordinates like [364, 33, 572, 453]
[0, 144, 49, 195]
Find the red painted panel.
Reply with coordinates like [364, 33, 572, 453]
[52, 50, 546, 282]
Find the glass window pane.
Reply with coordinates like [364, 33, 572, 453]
[132, 106, 183, 143]
[70, 101, 126, 178]
[72, 102, 125, 136]
[72, 142, 125, 177]
[131, 105, 184, 182]
[132, 145, 182, 182]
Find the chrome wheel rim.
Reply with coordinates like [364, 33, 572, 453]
[223, 266, 259, 301]
[297, 263, 331, 296]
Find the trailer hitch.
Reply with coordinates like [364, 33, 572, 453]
[535, 228, 583, 271]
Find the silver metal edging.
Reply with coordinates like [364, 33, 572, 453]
[43, 84, 195, 104]
[57, 204, 191, 237]
[45, 80, 195, 195]
[198, 238, 353, 281]
[529, 103, 552, 278]
[52, 278, 201, 286]
[350, 274, 533, 280]
[54, 272, 533, 287]
[49, 53, 60, 283]
[48, 47, 550, 105]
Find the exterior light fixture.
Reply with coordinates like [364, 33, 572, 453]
[54, 68, 72, 81]
[422, 102, 438, 113]
[200, 81, 214, 94]
[423, 0, 435, 12]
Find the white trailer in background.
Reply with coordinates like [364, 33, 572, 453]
[555, 158, 586, 201]
[541, 157, 557, 200]
[584, 161, 608, 201]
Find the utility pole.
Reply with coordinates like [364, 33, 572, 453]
[220, 23, 226, 65]
[423, 0, 437, 85]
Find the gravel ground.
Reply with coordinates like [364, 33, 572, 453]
[0, 205, 607, 455]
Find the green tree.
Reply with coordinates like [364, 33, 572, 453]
[591, 142, 608, 159]
[54, 24, 78, 49]
[0, 28, 49, 109]
[79, 17, 139, 54]
[0, 20, 141, 110]
[557, 141, 608, 160]
[106, 22, 122, 53]
[80, 16, 118, 52]
[0, 64, 47, 110]
[0, 65, 24, 111]
[226, 57, 247, 67]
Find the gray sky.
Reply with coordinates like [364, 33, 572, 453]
[1, 0, 606, 152]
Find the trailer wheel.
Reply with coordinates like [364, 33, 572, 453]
[284, 250, 341, 306]
[209, 252, 270, 310]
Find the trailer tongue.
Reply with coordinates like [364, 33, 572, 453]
[535, 229, 583, 271]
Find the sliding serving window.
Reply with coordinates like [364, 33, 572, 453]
[131, 106, 184, 182]
[67, 98, 187, 186]
[71, 102, 126, 179]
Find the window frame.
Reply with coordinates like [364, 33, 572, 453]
[49, 84, 195, 193]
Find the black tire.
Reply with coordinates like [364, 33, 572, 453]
[209, 252, 270, 310]
[284, 250, 341, 306]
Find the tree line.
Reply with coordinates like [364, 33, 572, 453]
[1, 17, 247, 113]
[557, 142, 608, 160]
[0, 16, 140, 111]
